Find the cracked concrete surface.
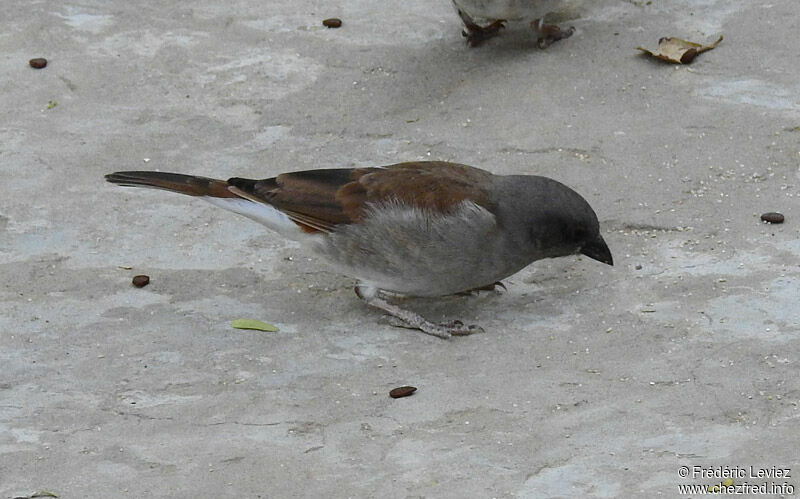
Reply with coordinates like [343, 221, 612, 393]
[2, 0, 799, 497]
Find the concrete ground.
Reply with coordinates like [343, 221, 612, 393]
[2, 1, 799, 497]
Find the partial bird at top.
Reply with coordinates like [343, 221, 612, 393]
[452, 0, 576, 47]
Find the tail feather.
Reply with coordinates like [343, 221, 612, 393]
[105, 170, 317, 240]
[105, 171, 238, 198]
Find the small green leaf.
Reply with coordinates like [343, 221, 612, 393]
[231, 319, 278, 332]
[46, 100, 57, 109]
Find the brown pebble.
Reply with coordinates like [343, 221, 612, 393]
[29, 58, 47, 69]
[760, 212, 784, 224]
[322, 18, 342, 28]
[389, 386, 416, 399]
[132, 275, 150, 287]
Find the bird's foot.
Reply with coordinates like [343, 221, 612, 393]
[456, 281, 506, 296]
[531, 18, 575, 48]
[458, 10, 506, 47]
[384, 316, 484, 337]
[356, 285, 482, 339]
[438, 320, 485, 336]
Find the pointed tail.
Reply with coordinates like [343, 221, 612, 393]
[105, 170, 316, 239]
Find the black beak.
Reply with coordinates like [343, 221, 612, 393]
[581, 235, 613, 266]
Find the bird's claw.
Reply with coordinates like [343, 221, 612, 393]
[438, 320, 485, 336]
[382, 316, 484, 338]
[459, 10, 506, 47]
[532, 19, 575, 48]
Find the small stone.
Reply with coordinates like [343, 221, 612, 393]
[322, 18, 342, 28]
[389, 386, 416, 399]
[132, 275, 150, 287]
[29, 58, 48, 69]
[760, 212, 784, 224]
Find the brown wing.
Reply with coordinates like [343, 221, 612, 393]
[227, 161, 494, 233]
[227, 168, 371, 233]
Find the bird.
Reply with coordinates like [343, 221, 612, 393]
[105, 161, 612, 339]
[451, 0, 576, 47]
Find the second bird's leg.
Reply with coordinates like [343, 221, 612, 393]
[531, 16, 575, 48]
[457, 9, 506, 47]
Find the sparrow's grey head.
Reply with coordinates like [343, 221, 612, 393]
[492, 175, 613, 266]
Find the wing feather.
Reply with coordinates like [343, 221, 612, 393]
[226, 162, 494, 233]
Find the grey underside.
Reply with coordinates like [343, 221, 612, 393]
[315, 200, 539, 296]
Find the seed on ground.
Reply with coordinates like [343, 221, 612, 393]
[132, 275, 150, 287]
[760, 212, 784, 224]
[389, 386, 416, 399]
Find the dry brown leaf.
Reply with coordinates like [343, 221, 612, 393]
[637, 35, 722, 64]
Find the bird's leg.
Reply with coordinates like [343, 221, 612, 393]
[530, 16, 575, 48]
[355, 285, 451, 338]
[384, 316, 484, 336]
[456, 281, 506, 295]
[354, 285, 482, 339]
[457, 9, 506, 47]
